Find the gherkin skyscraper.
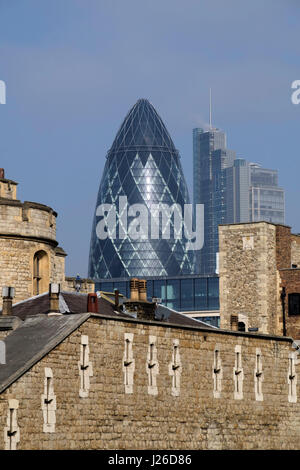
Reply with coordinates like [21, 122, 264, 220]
[88, 98, 195, 279]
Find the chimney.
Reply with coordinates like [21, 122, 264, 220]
[230, 315, 239, 331]
[48, 283, 61, 315]
[0, 168, 4, 179]
[114, 289, 119, 308]
[87, 293, 98, 313]
[138, 279, 147, 301]
[125, 278, 156, 320]
[2, 287, 15, 316]
[130, 278, 139, 301]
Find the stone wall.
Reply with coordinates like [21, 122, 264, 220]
[291, 234, 300, 267]
[0, 238, 66, 306]
[219, 222, 300, 338]
[0, 176, 70, 306]
[219, 222, 278, 334]
[0, 315, 299, 450]
[63, 277, 95, 294]
[279, 268, 300, 338]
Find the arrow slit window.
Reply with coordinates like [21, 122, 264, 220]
[213, 346, 222, 398]
[123, 333, 135, 394]
[146, 336, 159, 395]
[78, 335, 93, 398]
[41, 367, 56, 433]
[233, 345, 244, 400]
[4, 399, 20, 450]
[288, 353, 297, 403]
[254, 349, 263, 401]
[169, 339, 182, 396]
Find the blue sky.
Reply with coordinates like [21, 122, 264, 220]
[0, 0, 299, 276]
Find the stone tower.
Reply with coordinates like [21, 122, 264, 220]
[0, 169, 67, 305]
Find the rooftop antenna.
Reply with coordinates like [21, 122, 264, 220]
[209, 88, 212, 130]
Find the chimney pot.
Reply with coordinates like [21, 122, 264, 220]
[2, 286, 15, 316]
[0, 168, 4, 179]
[138, 279, 147, 301]
[87, 293, 98, 313]
[48, 283, 61, 315]
[130, 278, 140, 301]
[114, 289, 119, 308]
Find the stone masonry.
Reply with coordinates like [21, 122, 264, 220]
[219, 221, 300, 338]
[0, 314, 299, 450]
[0, 172, 94, 306]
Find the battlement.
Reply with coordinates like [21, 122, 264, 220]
[0, 170, 64, 304]
[0, 199, 57, 243]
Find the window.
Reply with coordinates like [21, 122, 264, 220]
[4, 399, 20, 450]
[288, 293, 300, 316]
[212, 347, 222, 398]
[123, 333, 135, 394]
[233, 345, 244, 400]
[288, 353, 297, 403]
[169, 339, 182, 397]
[254, 349, 263, 401]
[146, 336, 159, 395]
[41, 368, 56, 433]
[78, 335, 93, 398]
[33, 250, 49, 295]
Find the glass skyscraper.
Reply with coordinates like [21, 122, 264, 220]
[89, 99, 195, 279]
[193, 128, 235, 274]
[249, 164, 285, 224]
[193, 128, 285, 275]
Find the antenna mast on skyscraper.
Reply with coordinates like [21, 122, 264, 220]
[209, 88, 212, 130]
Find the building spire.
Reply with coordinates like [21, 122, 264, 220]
[209, 88, 212, 130]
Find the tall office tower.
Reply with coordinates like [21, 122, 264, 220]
[225, 159, 250, 223]
[193, 127, 235, 274]
[249, 164, 285, 224]
[89, 99, 195, 279]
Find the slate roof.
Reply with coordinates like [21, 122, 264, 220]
[2, 291, 120, 320]
[4, 291, 214, 330]
[0, 290, 217, 393]
[0, 314, 90, 393]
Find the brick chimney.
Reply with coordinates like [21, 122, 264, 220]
[0, 168, 4, 179]
[2, 286, 15, 316]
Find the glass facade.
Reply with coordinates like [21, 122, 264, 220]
[193, 128, 233, 274]
[95, 275, 219, 312]
[249, 164, 285, 224]
[193, 128, 285, 275]
[89, 99, 195, 279]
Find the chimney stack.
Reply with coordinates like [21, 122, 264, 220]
[0, 168, 4, 179]
[130, 278, 139, 301]
[2, 286, 15, 316]
[125, 278, 156, 320]
[48, 283, 61, 315]
[138, 279, 147, 301]
[87, 293, 98, 313]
